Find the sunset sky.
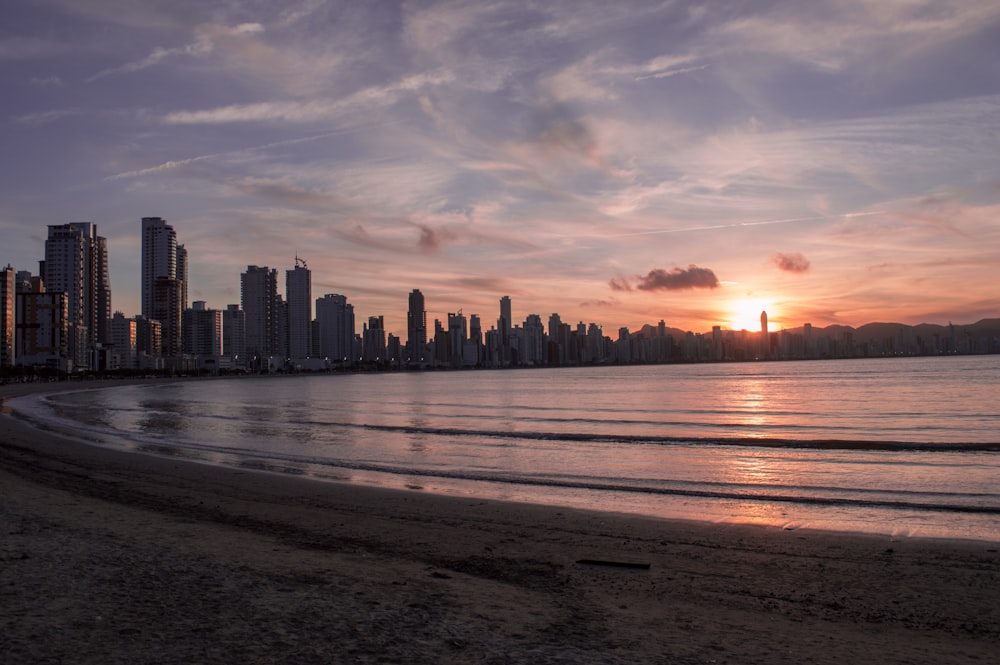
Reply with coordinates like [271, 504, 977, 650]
[2, 0, 999, 337]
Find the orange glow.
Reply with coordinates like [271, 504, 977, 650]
[728, 298, 774, 331]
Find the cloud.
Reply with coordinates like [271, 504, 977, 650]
[608, 277, 632, 292]
[771, 252, 811, 273]
[635, 265, 720, 291]
[416, 224, 458, 253]
[86, 22, 263, 82]
[164, 70, 453, 124]
[29, 76, 63, 87]
[13, 108, 85, 125]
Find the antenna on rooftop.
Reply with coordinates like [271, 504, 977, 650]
[295, 254, 308, 269]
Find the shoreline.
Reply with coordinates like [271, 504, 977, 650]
[3, 381, 1000, 662]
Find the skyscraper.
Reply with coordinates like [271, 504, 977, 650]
[316, 293, 355, 365]
[760, 311, 769, 359]
[223, 304, 246, 364]
[43, 222, 111, 369]
[363, 315, 385, 363]
[241, 266, 280, 369]
[499, 295, 512, 365]
[0, 265, 14, 367]
[141, 217, 175, 319]
[286, 258, 312, 360]
[15, 277, 69, 370]
[141, 217, 183, 361]
[406, 289, 427, 365]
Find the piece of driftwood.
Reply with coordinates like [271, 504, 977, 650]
[575, 559, 651, 570]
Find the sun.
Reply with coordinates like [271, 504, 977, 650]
[728, 298, 773, 331]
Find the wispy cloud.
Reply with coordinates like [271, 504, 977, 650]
[86, 23, 263, 82]
[771, 252, 811, 273]
[13, 108, 86, 125]
[163, 70, 454, 124]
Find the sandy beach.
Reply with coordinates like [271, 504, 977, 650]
[2, 381, 998, 664]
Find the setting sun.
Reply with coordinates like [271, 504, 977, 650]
[728, 298, 774, 331]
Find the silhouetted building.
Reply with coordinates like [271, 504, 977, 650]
[141, 217, 183, 361]
[43, 222, 111, 369]
[241, 265, 280, 370]
[111, 311, 136, 370]
[0, 265, 13, 367]
[286, 258, 312, 361]
[316, 294, 354, 366]
[223, 304, 246, 366]
[15, 278, 69, 371]
[406, 289, 427, 365]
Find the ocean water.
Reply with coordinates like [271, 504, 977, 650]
[9, 356, 1000, 541]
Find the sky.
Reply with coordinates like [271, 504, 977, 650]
[2, 0, 999, 338]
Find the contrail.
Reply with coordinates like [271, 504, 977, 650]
[610, 210, 884, 237]
[105, 128, 357, 181]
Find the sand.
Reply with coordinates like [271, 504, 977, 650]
[1, 380, 998, 664]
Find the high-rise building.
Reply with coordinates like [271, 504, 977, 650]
[15, 278, 69, 371]
[447, 311, 467, 368]
[141, 217, 183, 360]
[43, 222, 111, 369]
[523, 314, 545, 366]
[363, 315, 385, 363]
[134, 315, 162, 370]
[110, 311, 136, 370]
[141, 217, 176, 318]
[406, 289, 427, 365]
[286, 259, 312, 360]
[223, 304, 246, 364]
[241, 266, 280, 369]
[760, 310, 769, 358]
[499, 295, 512, 364]
[183, 301, 223, 370]
[1, 265, 13, 367]
[316, 294, 354, 365]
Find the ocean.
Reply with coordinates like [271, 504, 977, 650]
[9, 355, 1000, 541]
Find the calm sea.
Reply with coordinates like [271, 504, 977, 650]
[9, 356, 1000, 541]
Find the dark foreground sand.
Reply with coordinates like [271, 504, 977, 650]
[2, 382, 998, 664]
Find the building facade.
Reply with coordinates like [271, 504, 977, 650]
[43, 222, 111, 369]
[0, 265, 13, 367]
[406, 289, 427, 365]
[141, 217, 184, 362]
[286, 260, 312, 361]
[316, 293, 354, 365]
[241, 266, 280, 370]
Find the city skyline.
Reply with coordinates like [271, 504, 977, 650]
[2, 1, 1000, 335]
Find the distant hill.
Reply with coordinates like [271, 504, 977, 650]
[635, 319, 1000, 341]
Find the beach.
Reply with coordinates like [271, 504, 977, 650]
[2, 381, 998, 664]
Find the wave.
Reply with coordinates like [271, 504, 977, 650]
[23, 394, 1000, 453]
[125, 443, 1000, 516]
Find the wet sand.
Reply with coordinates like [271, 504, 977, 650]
[2, 380, 998, 664]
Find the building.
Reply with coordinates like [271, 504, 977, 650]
[110, 311, 137, 370]
[315, 293, 355, 366]
[15, 278, 70, 371]
[222, 304, 246, 366]
[241, 266, 280, 370]
[406, 289, 427, 365]
[134, 315, 162, 370]
[43, 222, 111, 369]
[286, 258, 312, 361]
[760, 310, 769, 359]
[183, 301, 223, 372]
[141, 217, 184, 362]
[522, 314, 545, 366]
[447, 311, 467, 368]
[0, 265, 13, 367]
[362, 315, 386, 364]
[499, 295, 512, 365]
